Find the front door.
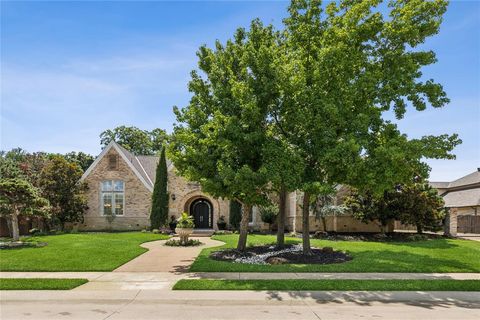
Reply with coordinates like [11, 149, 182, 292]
[190, 199, 211, 229]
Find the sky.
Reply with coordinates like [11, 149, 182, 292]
[1, 0, 479, 182]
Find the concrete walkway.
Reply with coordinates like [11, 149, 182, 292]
[113, 237, 224, 272]
[2, 272, 480, 281]
[458, 234, 480, 241]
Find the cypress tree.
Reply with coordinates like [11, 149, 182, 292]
[150, 146, 169, 229]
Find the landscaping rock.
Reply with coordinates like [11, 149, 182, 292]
[210, 244, 352, 265]
[266, 257, 289, 265]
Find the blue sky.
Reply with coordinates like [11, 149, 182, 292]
[1, 1, 479, 181]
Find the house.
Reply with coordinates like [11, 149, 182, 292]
[430, 169, 480, 234]
[79, 141, 384, 233]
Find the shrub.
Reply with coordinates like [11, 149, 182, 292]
[164, 239, 202, 247]
[176, 212, 194, 228]
[259, 204, 277, 225]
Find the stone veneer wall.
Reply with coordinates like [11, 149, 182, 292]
[80, 148, 152, 231]
[285, 190, 391, 233]
[167, 169, 230, 230]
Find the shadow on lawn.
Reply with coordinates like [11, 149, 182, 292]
[264, 291, 480, 309]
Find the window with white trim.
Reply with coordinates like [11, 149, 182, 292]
[101, 180, 124, 215]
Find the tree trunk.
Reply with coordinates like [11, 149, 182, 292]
[276, 187, 287, 249]
[321, 217, 327, 232]
[11, 208, 20, 241]
[237, 203, 251, 251]
[417, 225, 423, 234]
[302, 192, 312, 255]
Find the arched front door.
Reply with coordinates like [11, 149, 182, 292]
[190, 198, 213, 229]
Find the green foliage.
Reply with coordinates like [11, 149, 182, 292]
[0, 178, 50, 240]
[150, 147, 169, 229]
[277, 0, 460, 196]
[171, 0, 459, 251]
[259, 203, 278, 225]
[164, 239, 202, 247]
[176, 212, 195, 229]
[344, 190, 398, 232]
[389, 182, 446, 233]
[39, 155, 88, 228]
[0, 179, 50, 217]
[229, 200, 242, 230]
[0, 149, 48, 186]
[100, 125, 169, 155]
[62, 152, 94, 171]
[345, 181, 446, 233]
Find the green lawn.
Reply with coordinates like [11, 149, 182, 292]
[0, 232, 169, 271]
[190, 234, 480, 273]
[173, 279, 480, 291]
[0, 278, 88, 290]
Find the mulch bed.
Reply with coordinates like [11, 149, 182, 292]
[210, 244, 352, 265]
[312, 232, 446, 242]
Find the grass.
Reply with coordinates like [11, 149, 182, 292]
[0, 278, 88, 290]
[190, 234, 480, 273]
[0, 232, 169, 271]
[173, 279, 480, 291]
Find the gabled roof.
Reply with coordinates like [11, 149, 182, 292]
[430, 169, 480, 208]
[430, 169, 480, 190]
[443, 188, 480, 208]
[80, 142, 156, 192]
[448, 170, 480, 188]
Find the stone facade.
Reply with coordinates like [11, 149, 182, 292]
[80, 147, 152, 231]
[167, 168, 230, 229]
[444, 208, 458, 236]
[80, 141, 398, 233]
[80, 142, 231, 231]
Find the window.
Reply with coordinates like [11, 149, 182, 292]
[248, 207, 254, 223]
[108, 154, 118, 170]
[101, 180, 124, 215]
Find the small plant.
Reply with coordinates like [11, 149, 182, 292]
[217, 215, 227, 230]
[176, 212, 195, 244]
[260, 203, 277, 233]
[176, 212, 194, 228]
[164, 239, 202, 247]
[152, 229, 160, 234]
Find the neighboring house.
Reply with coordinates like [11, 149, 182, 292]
[430, 169, 480, 234]
[79, 141, 383, 233]
[430, 169, 480, 216]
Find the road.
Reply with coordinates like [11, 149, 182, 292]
[2, 290, 479, 320]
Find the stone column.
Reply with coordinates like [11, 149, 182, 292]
[444, 208, 458, 237]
